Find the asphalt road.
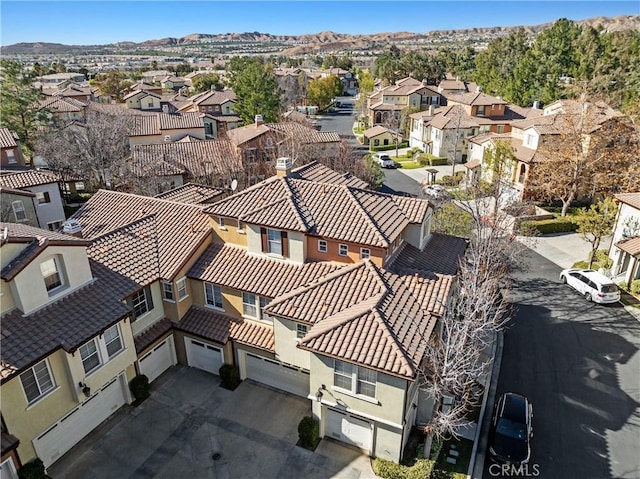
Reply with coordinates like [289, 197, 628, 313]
[483, 250, 640, 479]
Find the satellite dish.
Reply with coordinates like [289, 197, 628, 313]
[230, 179, 238, 191]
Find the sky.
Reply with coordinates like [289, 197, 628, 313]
[1, 1, 638, 46]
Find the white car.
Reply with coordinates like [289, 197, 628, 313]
[372, 153, 395, 169]
[559, 268, 620, 304]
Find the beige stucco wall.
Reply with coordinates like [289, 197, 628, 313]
[212, 219, 247, 247]
[1, 192, 38, 226]
[310, 354, 408, 426]
[11, 246, 93, 315]
[374, 422, 404, 462]
[273, 317, 311, 370]
[130, 282, 166, 336]
[246, 224, 305, 263]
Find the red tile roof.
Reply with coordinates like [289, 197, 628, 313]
[615, 193, 640, 211]
[0, 127, 19, 149]
[290, 161, 368, 189]
[154, 183, 225, 205]
[616, 236, 640, 256]
[0, 170, 60, 189]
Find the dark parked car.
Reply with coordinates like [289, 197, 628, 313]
[489, 392, 533, 465]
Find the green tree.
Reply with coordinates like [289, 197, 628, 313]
[227, 57, 282, 123]
[0, 59, 49, 160]
[191, 73, 225, 93]
[375, 45, 403, 85]
[95, 69, 133, 102]
[306, 75, 342, 109]
[575, 198, 617, 268]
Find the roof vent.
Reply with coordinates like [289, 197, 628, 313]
[255, 114, 264, 127]
[62, 219, 83, 237]
[276, 157, 292, 177]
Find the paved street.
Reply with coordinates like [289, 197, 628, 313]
[483, 250, 640, 479]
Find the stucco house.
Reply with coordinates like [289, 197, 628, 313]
[179, 90, 241, 135]
[362, 125, 397, 150]
[129, 111, 212, 146]
[0, 187, 38, 227]
[609, 193, 640, 285]
[123, 90, 162, 111]
[0, 128, 26, 169]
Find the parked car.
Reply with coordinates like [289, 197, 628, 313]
[372, 153, 395, 168]
[489, 392, 533, 465]
[559, 268, 620, 304]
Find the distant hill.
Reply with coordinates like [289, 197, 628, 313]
[2, 14, 638, 55]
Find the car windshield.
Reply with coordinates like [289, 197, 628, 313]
[496, 418, 527, 440]
[601, 284, 618, 293]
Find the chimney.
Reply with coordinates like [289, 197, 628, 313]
[62, 219, 83, 238]
[532, 100, 541, 110]
[255, 114, 264, 127]
[276, 157, 292, 177]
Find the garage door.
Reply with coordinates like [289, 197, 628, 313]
[326, 409, 372, 452]
[33, 375, 127, 467]
[138, 337, 175, 383]
[244, 352, 309, 397]
[185, 338, 223, 375]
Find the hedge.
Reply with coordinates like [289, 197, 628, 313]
[520, 218, 578, 235]
[372, 457, 435, 479]
[632, 279, 640, 295]
[370, 141, 409, 152]
[297, 416, 320, 449]
[129, 375, 150, 405]
[18, 459, 46, 479]
[219, 364, 241, 390]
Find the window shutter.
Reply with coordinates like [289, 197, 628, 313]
[144, 286, 154, 310]
[261, 228, 267, 252]
[281, 231, 288, 257]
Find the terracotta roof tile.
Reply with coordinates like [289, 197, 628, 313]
[188, 242, 340, 298]
[134, 317, 174, 353]
[267, 122, 341, 144]
[615, 193, 640, 210]
[0, 128, 19, 149]
[70, 190, 211, 280]
[616, 236, 640, 256]
[40, 96, 87, 113]
[1, 260, 135, 381]
[0, 170, 60, 189]
[290, 161, 368, 189]
[225, 123, 273, 146]
[155, 183, 225, 204]
[390, 233, 468, 276]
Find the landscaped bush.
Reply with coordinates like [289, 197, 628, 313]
[297, 416, 320, 449]
[619, 281, 629, 291]
[18, 458, 45, 479]
[428, 156, 448, 166]
[429, 435, 444, 461]
[593, 250, 613, 270]
[372, 457, 435, 479]
[438, 175, 463, 187]
[572, 261, 590, 269]
[219, 364, 241, 390]
[129, 374, 150, 405]
[520, 218, 578, 235]
[370, 141, 409, 152]
[631, 279, 640, 295]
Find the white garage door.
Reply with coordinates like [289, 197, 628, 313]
[33, 375, 127, 467]
[138, 336, 175, 383]
[244, 352, 310, 397]
[185, 338, 223, 375]
[326, 409, 372, 452]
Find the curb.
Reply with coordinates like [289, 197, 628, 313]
[469, 330, 504, 479]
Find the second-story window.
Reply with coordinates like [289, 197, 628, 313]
[104, 324, 123, 359]
[130, 286, 153, 320]
[218, 217, 225, 229]
[80, 339, 101, 375]
[162, 281, 174, 301]
[205, 283, 224, 310]
[261, 228, 288, 257]
[20, 360, 55, 405]
[267, 229, 282, 255]
[243, 292, 257, 318]
[296, 324, 308, 339]
[12, 201, 26, 222]
[339, 244, 348, 257]
[41, 257, 63, 293]
[176, 278, 188, 301]
[36, 192, 51, 204]
[360, 248, 370, 260]
[318, 240, 328, 253]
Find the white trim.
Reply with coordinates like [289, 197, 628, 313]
[176, 277, 188, 301]
[311, 399, 403, 430]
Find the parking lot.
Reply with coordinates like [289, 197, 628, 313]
[48, 366, 376, 479]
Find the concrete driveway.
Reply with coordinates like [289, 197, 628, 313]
[48, 365, 376, 479]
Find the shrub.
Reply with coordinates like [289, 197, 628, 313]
[619, 281, 629, 291]
[129, 374, 150, 404]
[572, 261, 590, 269]
[438, 175, 462, 187]
[631, 279, 640, 295]
[593, 250, 613, 270]
[297, 416, 319, 449]
[372, 457, 435, 479]
[219, 364, 241, 390]
[18, 459, 46, 479]
[520, 218, 578, 235]
[429, 435, 444, 461]
[428, 156, 448, 166]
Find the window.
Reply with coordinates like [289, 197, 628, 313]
[11, 201, 26, 222]
[162, 281, 175, 301]
[47, 220, 63, 231]
[360, 248, 370, 260]
[7, 149, 16, 164]
[339, 244, 348, 257]
[318, 240, 328, 253]
[176, 277, 188, 300]
[41, 258, 63, 292]
[374, 139, 380, 146]
[525, 133, 535, 147]
[20, 360, 55, 404]
[477, 105, 485, 116]
[243, 292, 257, 317]
[237, 220, 244, 233]
[267, 229, 282, 255]
[147, 101, 154, 108]
[80, 339, 101, 374]
[205, 283, 223, 309]
[130, 286, 153, 320]
[36, 192, 51, 204]
[296, 324, 308, 339]
[245, 148, 258, 164]
[333, 360, 377, 398]
[208, 106, 213, 111]
[218, 217, 225, 229]
[104, 324, 123, 359]
[260, 297, 271, 321]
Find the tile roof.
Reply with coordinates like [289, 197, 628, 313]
[205, 177, 424, 247]
[267, 122, 341, 144]
[615, 193, 640, 210]
[188, 242, 340, 298]
[225, 123, 273, 146]
[155, 183, 225, 204]
[290, 161, 369, 189]
[390, 233, 468, 276]
[130, 139, 243, 179]
[0, 186, 35, 198]
[447, 91, 507, 106]
[428, 105, 480, 130]
[134, 317, 173, 353]
[130, 112, 204, 136]
[363, 125, 391, 137]
[70, 190, 212, 280]
[122, 89, 161, 101]
[0, 170, 59, 189]
[188, 90, 237, 107]
[0, 128, 19, 149]
[87, 215, 161, 286]
[1, 260, 135, 381]
[616, 236, 640, 256]
[175, 306, 275, 352]
[40, 96, 87, 113]
[267, 261, 447, 378]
